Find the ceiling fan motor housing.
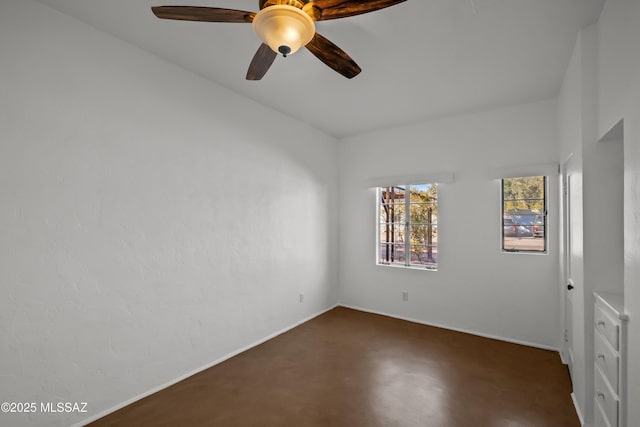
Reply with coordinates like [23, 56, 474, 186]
[252, 4, 316, 56]
[262, 0, 305, 8]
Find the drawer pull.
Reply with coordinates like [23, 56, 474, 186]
[597, 353, 606, 361]
[596, 391, 606, 400]
[597, 320, 606, 327]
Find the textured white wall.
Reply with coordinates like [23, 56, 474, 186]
[0, 1, 338, 426]
[337, 100, 561, 349]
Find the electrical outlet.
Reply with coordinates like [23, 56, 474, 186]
[402, 291, 408, 301]
[299, 293, 304, 303]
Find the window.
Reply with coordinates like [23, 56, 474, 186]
[502, 176, 546, 253]
[377, 184, 438, 270]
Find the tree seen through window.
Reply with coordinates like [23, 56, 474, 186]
[378, 184, 438, 270]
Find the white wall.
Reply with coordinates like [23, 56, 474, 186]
[0, 1, 338, 426]
[557, 0, 640, 423]
[556, 26, 623, 424]
[580, 23, 625, 426]
[597, 0, 640, 139]
[338, 100, 561, 349]
[596, 0, 640, 424]
[557, 31, 588, 421]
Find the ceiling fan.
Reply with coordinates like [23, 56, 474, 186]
[151, 0, 407, 80]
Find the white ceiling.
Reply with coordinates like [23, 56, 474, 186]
[36, 0, 604, 138]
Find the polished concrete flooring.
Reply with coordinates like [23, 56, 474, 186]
[89, 307, 579, 426]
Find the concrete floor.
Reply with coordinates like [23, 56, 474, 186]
[88, 307, 579, 426]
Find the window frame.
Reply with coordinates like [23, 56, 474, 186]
[501, 175, 547, 254]
[376, 184, 438, 271]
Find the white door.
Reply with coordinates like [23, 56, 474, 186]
[563, 155, 581, 384]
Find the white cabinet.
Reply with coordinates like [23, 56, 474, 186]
[593, 292, 628, 427]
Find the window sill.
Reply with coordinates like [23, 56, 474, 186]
[377, 263, 438, 272]
[501, 250, 548, 255]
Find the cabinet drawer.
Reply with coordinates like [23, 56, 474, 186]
[595, 398, 613, 427]
[595, 329, 620, 392]
[595, 303, 620, 350]
[595, 365, 619, 427]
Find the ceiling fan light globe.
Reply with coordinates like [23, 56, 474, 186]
[252, 5, 315, 56]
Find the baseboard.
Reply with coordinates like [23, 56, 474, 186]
[560, 348, 568, 365]
[73, 304, 338, 427]
[340, 304, 560, 352]
[571, 392, 586, 426]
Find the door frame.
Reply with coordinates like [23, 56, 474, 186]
[560, 153, 575, 381]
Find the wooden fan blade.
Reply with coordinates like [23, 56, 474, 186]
[305, 33, 361, 79]
[309, 0, 406, 21]
[151, 6, 255, 23]
[246, 44, 277, 80]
